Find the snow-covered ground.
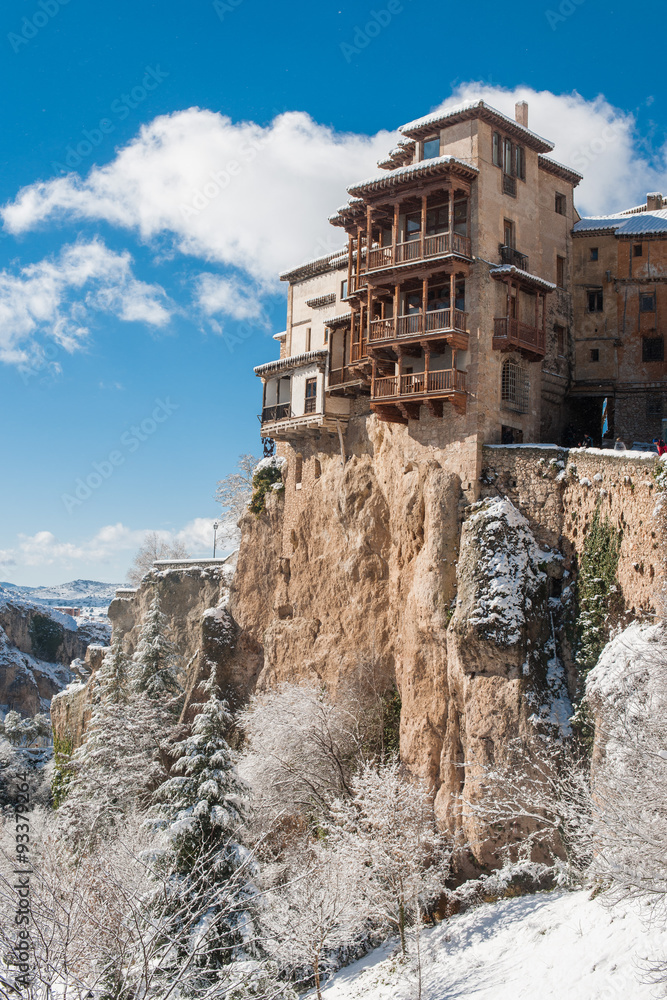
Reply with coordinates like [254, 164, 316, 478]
[321, 889, 667, 1000]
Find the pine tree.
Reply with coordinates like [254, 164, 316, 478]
[95, 637, 131, 705]
[146, 677, 255, 993]
[132, 592, 182, 704]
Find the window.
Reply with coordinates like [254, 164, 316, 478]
[555, 324, 566, 355]
[590, 349, 600, 362]
[426, 204, 449, 236]
[501, 359, 529, 413]
[453, 198, 468, 235]
[313, 458, 322, 479]
[304, 377, 317, 413]
[323, 327, 328, 344]
[405, 212, 421, 242]
[503, 219, 515, 248]
[294, 453, 303, 489]
[492, 131, 501, 167]
[640, 292, 656, 312]
[503, 137, 513, 176]
[515, 145, 526, 181]
[633, 243, 643, 257]
[590, 247, 599, 261]
[643, 336, 664, 362]
[588, 290, 603, 312]
[493, 132, 524, 180]
[341, 279, 348, 299]
[305, 327, 311, 352]
[423, 136, 440, 159]
[647, 395, 663, 419]
[555, 193, 566, 215]
[557, 256, 566, 288]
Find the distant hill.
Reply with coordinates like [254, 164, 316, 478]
[0, 579, 122, 609]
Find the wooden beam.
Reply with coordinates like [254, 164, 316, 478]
[420, 193, 428, 261]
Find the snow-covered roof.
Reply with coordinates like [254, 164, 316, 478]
[254, 349, 329, 378]
[538, 154, 583, 187]
[347, 155, 478, 197]
[398, 100, 554, 153]
[279, 247, 349, 283]
[574, 209, 667, 237]
[322, 311, 352, 327]
[272, 331, 286, 341]
[489, 265, 557, 292]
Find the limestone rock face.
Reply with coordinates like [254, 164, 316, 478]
[0, 596, 92, 716]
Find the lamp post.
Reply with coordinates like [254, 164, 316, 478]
[213, 521, 219, 558]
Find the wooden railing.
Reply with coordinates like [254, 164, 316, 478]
[366, 232, 472, 271]
[260, 403, 292, 423]
[372, 369, 467, 400]
[369, 309, 467, 343]
[493, 317, 546, 356]
[350, 340, 368, 362]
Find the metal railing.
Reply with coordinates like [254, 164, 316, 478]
[499, 245, 529, 271]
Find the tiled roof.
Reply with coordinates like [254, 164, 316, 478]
[489, 265, 557, 292]
[254, 349, 329, 378]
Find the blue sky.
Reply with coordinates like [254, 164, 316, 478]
[0, 0, 666, 585]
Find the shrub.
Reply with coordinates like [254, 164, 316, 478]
[248, 456, 285, 516]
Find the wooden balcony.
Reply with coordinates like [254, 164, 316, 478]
[493, 318, 546, 361]
[369, 308, 468, 350]
[260, 403, 292, 423]
[350, 340, 369, 362]
[366, 232, 472, 272]
[327, 366, 369, 395]
[373, 368, 467, 399]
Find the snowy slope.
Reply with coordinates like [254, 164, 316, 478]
[321, 890, 667, 1000]
[0, 579, 121, 608]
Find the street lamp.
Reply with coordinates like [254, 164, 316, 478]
[213, 521, 219, 558]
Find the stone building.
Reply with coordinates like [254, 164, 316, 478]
[570, 195, 667, 445]
[254, 99, 667, 485]
[254, 99, 582, 486]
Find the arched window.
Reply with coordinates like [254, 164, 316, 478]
[501, 359, 529, 413]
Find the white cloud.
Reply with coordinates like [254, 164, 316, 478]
[3, 518, 238, 578]
[436, 83, 667, 216]
[1, 109, 396, 284]
[194, 273, 265, 323]
[0, 238, 172, 366]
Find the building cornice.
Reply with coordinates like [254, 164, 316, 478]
[254, 349, 329, 378]
[398, 100, 554, 153]
[538, 155, 583, 188]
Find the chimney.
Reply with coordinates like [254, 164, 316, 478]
[647, 192, 663, 211]
[515, 101, 529, 127]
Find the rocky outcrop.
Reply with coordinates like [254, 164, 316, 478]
[0, 594, 97, 716]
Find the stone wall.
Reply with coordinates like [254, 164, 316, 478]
[480, 445, 665, 615]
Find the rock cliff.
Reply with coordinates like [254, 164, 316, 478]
[50, 420, 667, 866]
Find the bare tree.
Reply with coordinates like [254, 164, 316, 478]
[127, 531, 190, 586]
[329, 760, 450, 958]
[215, 454, 261, 522]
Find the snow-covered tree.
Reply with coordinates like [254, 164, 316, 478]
[238, 684, 365, 838]
[127, 531, 190, 585]
[329, 760, 449, 957]
[215, 454, 261, 522]
[132, 592, 182, 705]
[144, 677, 256, 994]
[94, 636, 132, 705]
[461, 735, 594, 883]
[0, 710, 51, 747]
[262, 838, 366, 1000]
